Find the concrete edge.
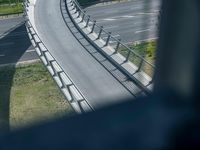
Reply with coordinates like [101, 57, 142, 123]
[23, 0, 93, 114]
[66, 0, 154, 94]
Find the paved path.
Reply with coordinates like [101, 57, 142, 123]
[0, 17, 38, 65]
[34, 0, 144, 109]
[85, 0, 161, 45]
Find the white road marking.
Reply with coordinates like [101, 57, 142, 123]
[122, 15, 135, 18]
[97, 15, 136, 23]
[26, 49, 35, 53]
[109, 40, 117, 44]
[102, 36, 108, 40]
[103, 18, 116, 21]
[135, 29, 151, 34]
[112, 34, 120, 38]
[0, 54, 5, 57]
[136, 12, 157, 15]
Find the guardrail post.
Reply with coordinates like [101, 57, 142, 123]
[77, 8, 81, 18]
[85, 15, 90, 27]
[105, 32, 111, 46]
[70, 1, 74, 7]
[90, 20, 96, 33]
[74, 4, 78, 13]
[81, 11, 86, 22]
[66, 84, 74, 102]
[49, 60, 56, 76]
[115, 39, 121, 53]
[57, 71, 65, 89]
[97, 26, 103, 39]
[137, 58, 144, 72]
[125, 50, 131, 62]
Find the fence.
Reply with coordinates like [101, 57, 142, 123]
[68, 0, 155, 81]
[23, 0, 93, 113]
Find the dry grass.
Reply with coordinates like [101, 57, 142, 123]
[0, 62, 74, 131]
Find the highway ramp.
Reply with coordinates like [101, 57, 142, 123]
[34, 0, 140, 109]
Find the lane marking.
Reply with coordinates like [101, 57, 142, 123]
[122, 15, 135, 18]
[0, 54, 5, 57]
[26, 49, 35, 53]
[136, 12, 157, 15]
[112, 34, 120, 38]
[97, 15, 136, 23]
[135, 29, 151, 34]
[109, 40, 117, 44]
[103, 18, 116, 21]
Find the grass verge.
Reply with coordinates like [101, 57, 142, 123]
[0, 3, 22, 15]
[0, 62, 74, 131]
[118, 40, 156, 76]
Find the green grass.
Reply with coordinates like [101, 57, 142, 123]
[0, 62, 74, 131]
[119, 40, 156, 76]
[0, 0, 22, 5]
[0, 3, 22, 15]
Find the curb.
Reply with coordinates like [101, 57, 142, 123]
[23, 0, 93, 114]
[66, 0, 154, 94]
[0, 13, 23, 19]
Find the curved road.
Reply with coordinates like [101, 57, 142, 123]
[34, 0, 141, 109]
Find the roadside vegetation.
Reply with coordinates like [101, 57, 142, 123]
[0, 62, 74, 131]
[0, 0, 22, 15]
[119, 40, 156, 76]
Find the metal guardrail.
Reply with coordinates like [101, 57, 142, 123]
[23, 0, 93, 113]
[69, 0, 155, 79]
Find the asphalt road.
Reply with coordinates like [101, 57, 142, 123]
[33, 0, 146, 109]
[0, 17, 38, 66]
[85, 0, 161, 45]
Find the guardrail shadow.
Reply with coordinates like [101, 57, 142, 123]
[61, 1, 143, 97]
[78, 0, 115, 8]
[0, 23, 32, 134]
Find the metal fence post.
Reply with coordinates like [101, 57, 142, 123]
[90, 20, 96, 33]
[137, 58, 144, 72]
[85, 15, 90, 27]
[81, 11, 86, 22]
[74, 4, 78, 13]
[105, 32, 111, 46]
[115, 39, 121, 53]
[97, 26, 103, 39]
[77, 8, 81, 18]
[125, 50, 131, 62]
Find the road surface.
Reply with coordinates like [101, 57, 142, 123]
[85, 0, 161, 45]
[0, 17, 38, 65]
[34, 0, 146, 109]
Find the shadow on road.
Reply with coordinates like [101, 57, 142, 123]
[61, 1, 145, 97]
[0, 23, 31, 134]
